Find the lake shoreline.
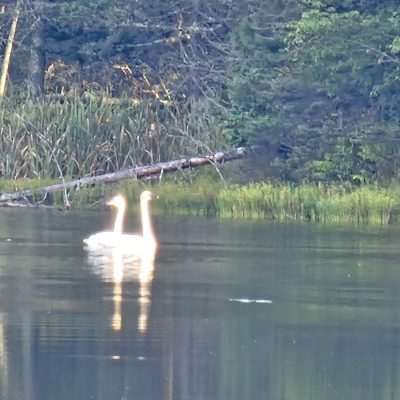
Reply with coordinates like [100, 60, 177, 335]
[1, 178, 398, 225]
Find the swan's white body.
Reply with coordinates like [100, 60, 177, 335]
[83, 191, 157, 258]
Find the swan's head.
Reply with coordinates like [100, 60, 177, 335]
[107, 194, 126, 209]
[140, 191, 154, 203]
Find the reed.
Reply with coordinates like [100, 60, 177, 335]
[0, 177, 397, 224]
[216, 183, 395, 224]
[0, 93, 225, 179]
[112, 180, 397, 225]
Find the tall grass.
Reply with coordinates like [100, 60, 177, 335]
[0, 177, 397, 224]
[0, 92, 398, 225]
[216, 183, 395, 224]
[0, 93, 225, 179]
[101, 180, 397, 225]
[153, 181, 395, 225]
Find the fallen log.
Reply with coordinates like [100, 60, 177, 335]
[0, 146, 249, 204]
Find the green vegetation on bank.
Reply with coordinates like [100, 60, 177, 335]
[0, 94, 224, 179]
[2, 1, 400, 227]
[150, 181, 396, 225]
[216, 183, 395, 225]
[4, 178, 397, 225]
[3, 1, 400, 184]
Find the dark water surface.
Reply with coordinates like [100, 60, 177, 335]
[0, 207, 400, 400]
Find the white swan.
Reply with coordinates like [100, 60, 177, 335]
[83, 191, 157, 258]
[108, 194, 126, 234]
[83, 194, 127, 247]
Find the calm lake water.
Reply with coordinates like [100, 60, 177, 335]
[0, 207, 400, 400]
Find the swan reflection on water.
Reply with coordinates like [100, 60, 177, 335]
[83, 191, 158, 334]
[86, 250, 155, 334]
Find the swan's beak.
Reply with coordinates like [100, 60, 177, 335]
[106, 199, 116, 207]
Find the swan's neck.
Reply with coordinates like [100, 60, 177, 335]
[140, 199, 154, 243]
[113, 204, 125, 234]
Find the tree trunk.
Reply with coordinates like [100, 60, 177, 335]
[0, 144, 291, 206]
[28, 18, 45, 96]
[0, 147, 250, 204]
[0, 6, 19, 97]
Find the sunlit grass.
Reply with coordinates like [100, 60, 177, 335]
[216, 183, 395, 224]
[1, 176, 397, 225]
[95, 180, 397, 225]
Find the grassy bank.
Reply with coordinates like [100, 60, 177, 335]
[6, 179, 394, 225]
[3, 92, 396, 225]
[149, 181, 396, 225]
[215, 183, 396, 224]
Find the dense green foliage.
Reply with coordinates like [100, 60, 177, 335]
[226, 0, 400, 183]
[2, 0, 400, 186]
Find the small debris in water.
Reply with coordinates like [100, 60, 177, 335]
[229, 298, 272, 304]
[111, 355, 121, 360]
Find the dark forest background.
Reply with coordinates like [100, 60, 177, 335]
[2, 0, 400, 183]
